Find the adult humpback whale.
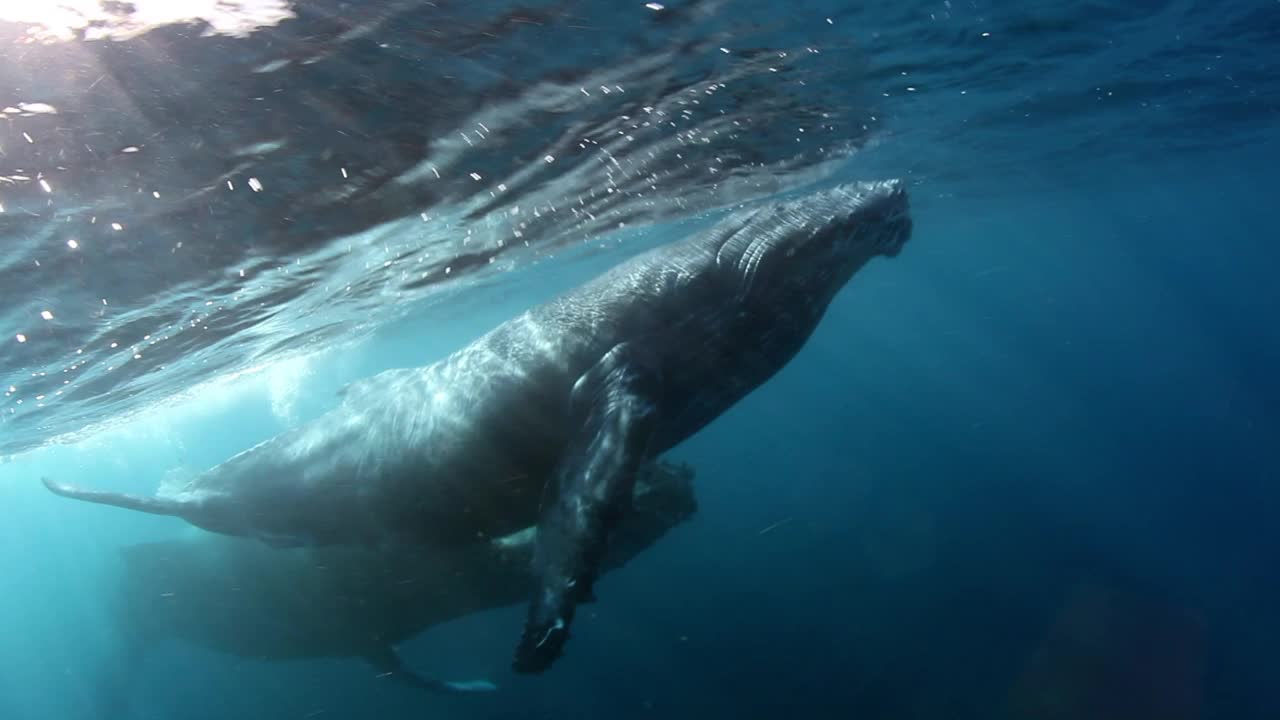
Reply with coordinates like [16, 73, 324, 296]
[44, 179, 913, 672]
[97, 461, 695, 714]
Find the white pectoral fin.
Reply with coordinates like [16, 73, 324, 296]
[42, 477, 188, 517]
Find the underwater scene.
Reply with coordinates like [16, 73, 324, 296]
[1, 1, 1277, 718]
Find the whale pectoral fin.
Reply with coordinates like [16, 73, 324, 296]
[42, 477, 189, 518]
[363, 644, 498, 695]
[513, 342, 661, 674]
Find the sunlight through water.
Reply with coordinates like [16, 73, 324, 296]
[0, 0, 293, 42]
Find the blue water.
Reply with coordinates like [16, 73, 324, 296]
[2, 0, 1279, 718]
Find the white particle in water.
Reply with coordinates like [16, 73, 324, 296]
[645, 2, 664, 10]
[248, 177, 263, 192]
[40, 310, 53, 320]
[15, 334, 26, 343]
[111, 222, 123, 231]
[67, 239, 79, 249]
[39, 179, 51, 193]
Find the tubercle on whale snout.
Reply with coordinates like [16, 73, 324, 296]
[848, 179, 910, 222]
[770, 180, 911, 252]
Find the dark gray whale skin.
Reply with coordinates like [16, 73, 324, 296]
[98, 461, 696, 713]
[44, 180, 912, 672]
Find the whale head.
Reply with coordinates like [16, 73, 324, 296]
[724, 178, 909, 273]
[818, 178, 912, 260]
[710, 179, 912, 324]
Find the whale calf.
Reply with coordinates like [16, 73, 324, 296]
[44, 179, 913, 672]
[95, 461, 695, 713]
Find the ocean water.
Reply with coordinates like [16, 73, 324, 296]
[1, 1, 1277, 718]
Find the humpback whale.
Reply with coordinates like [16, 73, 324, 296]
[44, 179, 913, 672]
[96, 461, 695, 713]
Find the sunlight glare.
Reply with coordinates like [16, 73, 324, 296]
[0, 0, 294, 43]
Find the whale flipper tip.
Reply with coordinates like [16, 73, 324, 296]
[41, 476, 73, 494]
[444, 679, 499, 693]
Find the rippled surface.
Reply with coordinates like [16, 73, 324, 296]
[1, 0, 1276, 455]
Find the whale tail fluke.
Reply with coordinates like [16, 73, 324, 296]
[41, 477, 188, 517]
